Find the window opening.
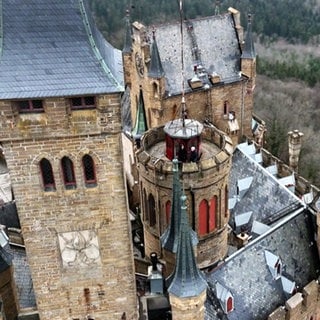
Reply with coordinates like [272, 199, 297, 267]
[71, 96, 96, 109]
[148, 194, 156, 227]
[18, 100, 44, 113]
[40, 158, 56, 191]
[61, 156, 76, 189]
[82, 154, 97, 187]
[227, 296, 233, 313]
[199, 199, 209, 236]
[223, 101, 229, 115]
[166, 200, 171, 225]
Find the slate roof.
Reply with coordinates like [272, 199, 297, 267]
[204, 209, 320, 320]
[228, 143, 304, 234]
[0, 0, 124, 100]
[9, 245, 37, 309]
[146, 13, 242, 96]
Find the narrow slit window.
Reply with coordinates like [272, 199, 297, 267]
[40, 158, 56, 191]
[82, 154, 97, 187]
[61, 156, 76, 189]
[148, 194, 156, 227]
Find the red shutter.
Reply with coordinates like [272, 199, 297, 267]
[199, 199, 208, 235]
[227, 296, 233, 312]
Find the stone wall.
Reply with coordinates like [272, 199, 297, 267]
[268, 280, 320, 320]
[0, 95, 137, 320]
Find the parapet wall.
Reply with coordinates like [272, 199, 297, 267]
[268, 280, 320, 320]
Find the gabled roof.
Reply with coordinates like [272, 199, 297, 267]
[229, 143, 304, 233]
[205, 209, 320, 319]
[0, 0, 124, 100]
[146, 12, 242, 96]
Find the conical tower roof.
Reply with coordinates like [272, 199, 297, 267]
[241, 14, 256, 59]
[132, 89, 148, 140]
[160, 159, 182, 253]
[148, 31, 165, 78]
[167, 193, 207, 298]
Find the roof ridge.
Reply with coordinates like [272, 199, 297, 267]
[79, 0, 124, 91]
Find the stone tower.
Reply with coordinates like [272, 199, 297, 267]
[0, 1, 137, 319]
[167, 190, 207, 320]
[136, 113, 233, 268]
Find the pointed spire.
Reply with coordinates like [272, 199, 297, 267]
[148, 29, 165, 78]
[161, 159, 182, 253]
[167, 193, 207, 298]
[132, 88, 148, 140]
[123, 10, 132, 54]
[241, 14, 256, 59]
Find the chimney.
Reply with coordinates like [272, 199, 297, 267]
[148, 252, 164, 294]
[288, 130, 304, 171]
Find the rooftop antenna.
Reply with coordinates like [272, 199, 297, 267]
[178, 0, 187, 127]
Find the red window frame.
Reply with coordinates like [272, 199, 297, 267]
[82, 154, 97, 187]
[39, 158, 56, 191]
[61, 156, 76, 189]
[227, 296, 233, 313]
[199, 199, 209, 236]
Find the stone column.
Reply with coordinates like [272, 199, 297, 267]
[288, 130, 304, 171]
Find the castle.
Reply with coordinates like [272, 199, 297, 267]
[0, 1, 319, 320]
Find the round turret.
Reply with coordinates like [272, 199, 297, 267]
[136, 120, 233, 268]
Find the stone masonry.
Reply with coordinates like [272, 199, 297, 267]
[0, 95, 137, 320]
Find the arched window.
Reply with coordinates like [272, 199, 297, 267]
[40, 158, 55, 191]
[153, 82, 159, 99]
[148, 194, 156, 227]
[82, 154, 96, 187]
[143, 189, 148, 222]
[199, 199, 209, 236]
[209, 196, 217, 232]
[61, 156, 76, 189]
[226, 296, 233, 313]
[166, 200, 171, 225]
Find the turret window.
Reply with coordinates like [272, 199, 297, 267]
[18, 100, 44, 113]
[199, 197, 217, 236]
[199, 199, 209, 236]
[148, 194, 156, 227]
[166, 200, 171, 225]
[61, 156, 76, 189]
[70, 96, 96, 109]
[82, 154, 97, 187]
[40, 158, 56, 191]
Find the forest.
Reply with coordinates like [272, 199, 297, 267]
[89, 0, 320, 185]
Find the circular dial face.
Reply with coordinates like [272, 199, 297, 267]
[135, 52, 144, 76]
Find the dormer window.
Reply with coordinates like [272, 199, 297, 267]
[18, 100, 44, 113]
[70, 96, 96, 109]
[215, 282, 234, 314]
[265, 250, 283, 280]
